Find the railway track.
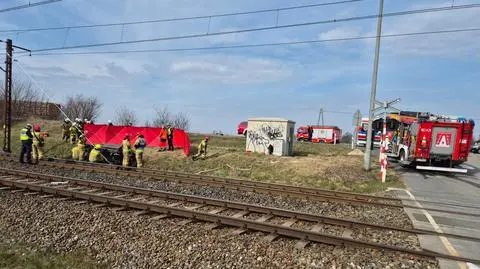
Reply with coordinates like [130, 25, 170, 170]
[1, 154, 479, 217]
[0, 168, 479, 264]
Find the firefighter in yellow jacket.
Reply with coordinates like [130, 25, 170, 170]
[134, 134, 146, 168]
[32, 125, 45, 163]
[88, 144, 103, 163]
[69, 123, 77, 144]
[192, 136, 209, 160]
[62, 119, 71, 142]
[122, 135, 132, 167]
[72, 135, 87, 161]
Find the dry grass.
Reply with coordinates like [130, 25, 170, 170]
[2, 119, 404, 193]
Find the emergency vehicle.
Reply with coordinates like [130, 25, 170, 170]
[378, 112, 475, 173]
[356, 118, 381, 147]
[296, 125, 341, 144]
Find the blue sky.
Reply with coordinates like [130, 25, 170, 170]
[1, 0, 479, 136]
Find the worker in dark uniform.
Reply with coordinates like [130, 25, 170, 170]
[167, 125, 174, 151]
[19, 124, 33, 163]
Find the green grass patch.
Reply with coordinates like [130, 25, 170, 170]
[0, 242, 106, 269]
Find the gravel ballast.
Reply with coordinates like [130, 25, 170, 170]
[0, 191, 439, 269]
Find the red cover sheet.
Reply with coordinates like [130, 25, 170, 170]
[83, 124, 191, 156]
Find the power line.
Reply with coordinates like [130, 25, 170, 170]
[24, 3, 480, 53]
[0, 0, 363, 33]
[24, 27, 480, 56]
[0, 0, 63, 13]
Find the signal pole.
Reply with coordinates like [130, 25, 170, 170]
[364, 0, 384, 171]
[2, 39, 30, 153]
[317, 108, 324, 126]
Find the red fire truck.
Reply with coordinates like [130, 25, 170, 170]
[381, 112, 475, 173]
[356, 118, 381, 147]
[296, 125, 341, 144]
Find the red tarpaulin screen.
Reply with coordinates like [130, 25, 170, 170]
[83, 124, 191, 156]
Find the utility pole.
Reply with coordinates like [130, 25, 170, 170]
[3, 39, 13, 153]
[352, 110, 361, 149]
[2, 39, 30, 153]
[364, 0, 384, 171]
[317, 108, 324, 126]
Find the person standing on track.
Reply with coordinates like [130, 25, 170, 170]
[122, 135, 132, 167]
[32, 124, 45, 164]
[167, 125, 174, 151]
[19, 124, 33, 164]
[134, 133, 147, 168]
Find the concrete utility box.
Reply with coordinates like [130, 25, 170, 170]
[246, 118, 296, 156]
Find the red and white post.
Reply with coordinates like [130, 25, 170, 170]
[379, 119, 387, 182]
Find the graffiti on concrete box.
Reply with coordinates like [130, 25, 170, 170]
[247, 124, 284, 154]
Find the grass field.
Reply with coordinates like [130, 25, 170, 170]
[0, 242, 105, 269]
[2, 118, 404, 193]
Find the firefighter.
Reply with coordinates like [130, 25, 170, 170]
[122, 135, 132, 167]
[192, 136, 209, 161]
[134, 134, 146, 168]
[77, 135, 87, 161]
[69, 123, 77, 144]
[88, 144, 103, 163]
[76, 118, 84, 139]
[167, 125, 174, 151]
[32, 125, 45, 163]
[158, 126, 167, 152]
[62, 119, 71, 142]
[19, 124, 33, 164]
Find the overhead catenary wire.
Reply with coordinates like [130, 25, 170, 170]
[0, 0, 364, 33]
[0, 0, 63, 13]
[21, 3, 480, 53]
[22, 27, 480, 56]
[10, 55, 113, 164]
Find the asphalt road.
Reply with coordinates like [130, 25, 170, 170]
[391, 153, 480, 269]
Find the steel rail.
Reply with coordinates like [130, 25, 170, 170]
[0, 174, 479, 264]
[1, 167, 478, 243]
[2, 154, 480, 214]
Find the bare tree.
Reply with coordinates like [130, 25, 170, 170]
[144, 120, 152, 127]
[152, 106, 190, 131]
[0, 77, 46, 120]
[63, 94, 102, 121]
[173, 111, 190, 131]
[114, 105, 137, 126]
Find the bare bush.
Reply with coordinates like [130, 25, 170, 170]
[114, 105, 137, 126]
[63, 94, 102, 121]
[152, 106, 190, 131]
[0, 77, 47, 120]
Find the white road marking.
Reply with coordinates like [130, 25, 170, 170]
[459, 164, 476, 170]
[467, 263, 480, 269]
[389, 188, 468, 269]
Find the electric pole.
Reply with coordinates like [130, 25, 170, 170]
[352, 110, 361, 149]
[317, 108, 324, 126]
[364, 0, 384, 171]
[2, 39, 30, 153]
[3, 39, 13, 153]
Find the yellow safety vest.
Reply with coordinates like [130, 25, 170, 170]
[77, 138, 86, 149]
[20, 128, 30, 141]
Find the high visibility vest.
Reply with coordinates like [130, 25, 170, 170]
[69, 127, 77, 135]
[167, 127, 173, 136]
[20, 128, 30, 141]
[77, 138, 86, 149]
[198, 140, 207, 152]
[33, 132, 44, 145]
[89, 149, 101, 162]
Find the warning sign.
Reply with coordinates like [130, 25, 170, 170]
[435, 132, 452, 148]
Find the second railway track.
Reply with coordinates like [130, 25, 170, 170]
[1, 167, 480, 264]
[2, 154, 479, 217]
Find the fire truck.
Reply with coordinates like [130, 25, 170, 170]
[356, 118, 381, 147]
[296, 125, 341, 144]
[378, 112, 475, 173]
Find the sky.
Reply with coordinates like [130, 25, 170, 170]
[1, 0, 479, 136]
